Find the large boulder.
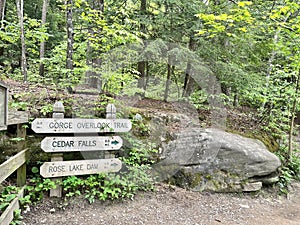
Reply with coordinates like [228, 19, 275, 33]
[157, 128, 281, 192]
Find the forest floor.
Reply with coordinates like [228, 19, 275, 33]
[22, 181, 300, 225]
[2, 79, 300, 224]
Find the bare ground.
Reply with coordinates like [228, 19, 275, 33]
[22, 182, 300, 225]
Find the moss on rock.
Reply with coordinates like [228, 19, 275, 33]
[170, 168, 249, 192]
[226, 129, 279, 152]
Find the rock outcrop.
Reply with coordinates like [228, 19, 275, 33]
[154, 128, 281, 192]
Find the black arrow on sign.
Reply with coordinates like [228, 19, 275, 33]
[111, 140, 119, 145]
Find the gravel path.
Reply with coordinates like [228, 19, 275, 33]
[22, 182, 300, 225]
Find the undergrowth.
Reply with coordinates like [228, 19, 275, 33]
[276, 145, 300, 194]
[0, 186, 23, 224]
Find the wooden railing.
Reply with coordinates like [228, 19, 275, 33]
[0, 110, 29, 225]
[0, 148, 29, 225]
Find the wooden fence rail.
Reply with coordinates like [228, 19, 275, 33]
[0, 187, 24, 225]
[0, 148, 29, 225]
[0, 148, 29, 185]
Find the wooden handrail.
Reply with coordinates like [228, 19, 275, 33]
[0, 148, 28, 183]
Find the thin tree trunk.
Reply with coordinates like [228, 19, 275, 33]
[90, 0, 104, 91]
[288, 69, 300, 162]
[86, 39, 92, 84]
[86, 0, 103, 91]
[16, 0, 27, 82]
[182, 36, 197, 97]
[265, 31, 279, 92]
[137, 0, 147, 95]
[263, 15, 290, 108]
[0, 0, 6, 61]
[39, 0, 48, 77]
[182, 62, 194, 97]
[0, 0, 6, 29]
[137, 61, 146, 89]
[66, 0, 73, 93]
[145, 61, 150, 90]
[164, 60, 173, 102]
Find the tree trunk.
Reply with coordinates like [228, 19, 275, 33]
[182, 36, 197, 97]
[86, 39, 92, 84]
[0, 0, 6, 29]
[16, 0, 27, 82]
[164, 59, 173, 102]
[39, 0, 48, 77]
[66, 0, 73, 93]
[0, 0, 6, 61]
[145, 61, 149, 90]
[136, 0, 147, 95]
[137, 61, 145, 89]
[288, 69, 300, 163]
[263, 14, 290, 109]
[86, 0, 104, 91]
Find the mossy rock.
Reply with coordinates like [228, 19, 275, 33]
[226, 129, 279, 152]
[170, 168, 245, 192]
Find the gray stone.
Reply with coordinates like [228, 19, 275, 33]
[242, 182, 262, 192]
[159, 128, 281, 192]
[50, 208, 56, 213]
[133, 113, 143, 121]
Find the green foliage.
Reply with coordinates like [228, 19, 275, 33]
[9, 102, 28, 111]
[23, 175, 57, 204]
[0, 186, 20, 214]
[189, 90, 209, 109]
[40, 104, 53, 116]
[121, 133, 158, 167]
[10, 209, 23, 225]
[24, 18, 50, 58]
[102, 70, 139, 95]
[61, 167, 154, 204]
[0, 172, 56, 222]
[276, 145, 300, 194]
[131, 118, 151, 136]
[196, 1, 254, 38]
[62, 176, 84, 198]
[92, 94, 115, 117]
[0, 186, 23, 224]
[250, 66, 300, 138]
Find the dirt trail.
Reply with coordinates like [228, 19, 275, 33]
[22, 182, 300, 225]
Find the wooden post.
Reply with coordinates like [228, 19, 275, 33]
[16, 123, 27, 187]
[17, 163, 26, 187]
[105, 104, 116, 159]
[50, 101, 64, 197]
[16, 123, 26, 150]
[106, 103, 116, 119]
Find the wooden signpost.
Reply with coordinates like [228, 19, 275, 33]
[41, 136, 123, 152]
[40, 158, 122, 178]
[32, 101, 132, 197]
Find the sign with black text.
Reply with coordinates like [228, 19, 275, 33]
[32, 118, 132, 133]
[41, 136, 123, 152]
[40, 158, 122, 178]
